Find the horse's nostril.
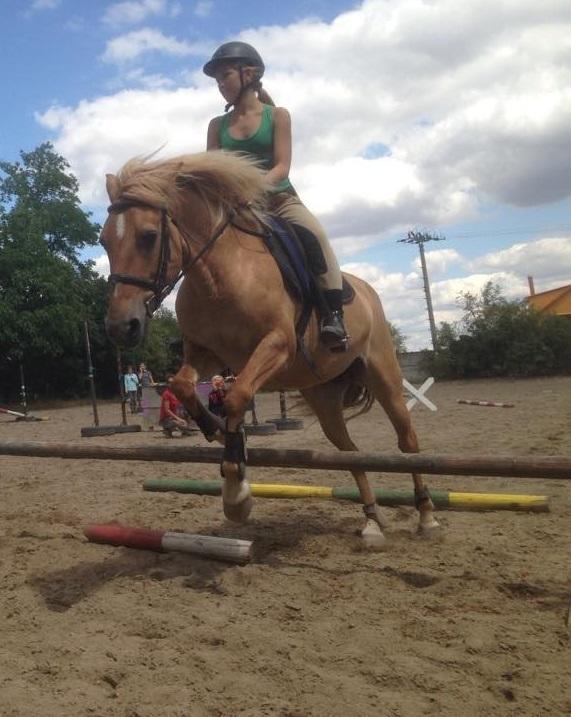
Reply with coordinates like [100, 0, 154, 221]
[128, 318, 141, 339]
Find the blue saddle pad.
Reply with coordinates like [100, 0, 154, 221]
[263, 215, 312, 302]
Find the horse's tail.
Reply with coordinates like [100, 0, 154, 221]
[336, 357, 375, 422]
[342, 382, 375, 422]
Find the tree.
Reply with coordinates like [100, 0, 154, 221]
[423, 281, 571, 378]
[0, 144, 109, 401]
[0, 143, 99, 262]
[388, 321, 407, 353]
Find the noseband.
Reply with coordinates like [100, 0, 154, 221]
[106, 199, 234, 317]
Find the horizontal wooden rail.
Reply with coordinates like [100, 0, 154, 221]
[0, 440, 570, 479]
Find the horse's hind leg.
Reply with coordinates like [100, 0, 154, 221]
[364, 353, 440, 534]
[302, 383, 388, 550]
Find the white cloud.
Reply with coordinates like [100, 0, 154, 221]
[101, 28, 201, 63]
[37, 87, 219, 203]
[431, 272, 525, 311]
[121, 68, 175, 89]
[41, 0, 571, 227]
[103, 0, 168, 26]
[469, 237, 571, 284]
[414, 248, 464, 276]
[93, 253, 110, 278]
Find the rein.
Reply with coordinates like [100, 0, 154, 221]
[106, 200, 234, 317]
[106, 198, 322, 378]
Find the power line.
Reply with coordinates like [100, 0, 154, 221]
[444, 224, 571, 241]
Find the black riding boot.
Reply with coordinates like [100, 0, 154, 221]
[320, 289, 349, 352]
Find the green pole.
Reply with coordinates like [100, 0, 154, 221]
[142, 478, 450, 507]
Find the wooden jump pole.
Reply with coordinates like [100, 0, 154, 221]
[83, 321, 100, 427]
[0, 440, 570, 479]
[143, 479, 550, 512]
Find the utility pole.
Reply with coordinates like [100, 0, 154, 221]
[398, 230, 446, 351]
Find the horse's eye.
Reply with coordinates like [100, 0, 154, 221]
[138, 230, 158, 250]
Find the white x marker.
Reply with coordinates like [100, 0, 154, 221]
[404, 377, 437, 412]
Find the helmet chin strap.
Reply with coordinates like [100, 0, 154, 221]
[225, 66, 256, 112]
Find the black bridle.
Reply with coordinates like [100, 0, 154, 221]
[106, 199, 234, 317]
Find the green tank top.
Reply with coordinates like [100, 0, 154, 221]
[219, 104, 294, 194]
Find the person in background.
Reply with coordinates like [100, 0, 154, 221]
[123, 365, 139, 414]
[137, 362, 155, 412]
[160, 376, 195, 437]
[208, 374, 227, 418]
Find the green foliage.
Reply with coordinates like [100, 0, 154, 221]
[0, 143, 185, 404]
[0, 144, 110, 401]
[388, 321, 407, 353]
[0, 143, 99, 263]
[424, 281, 571, 378]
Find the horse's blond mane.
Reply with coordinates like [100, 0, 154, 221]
[115, 151, 271, 218]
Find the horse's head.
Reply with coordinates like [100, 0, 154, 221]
[100, 151, 269, 347]
[101, 173, 186, 347]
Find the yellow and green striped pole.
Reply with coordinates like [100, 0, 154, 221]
[142, 479, 549, 512]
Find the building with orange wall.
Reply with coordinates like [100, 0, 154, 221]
[526, 278, 571, 317]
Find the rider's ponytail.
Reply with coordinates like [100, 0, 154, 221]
[226, 66, 276, 110]
[248, 68, 275, 106]
[257, 83, 275, 106]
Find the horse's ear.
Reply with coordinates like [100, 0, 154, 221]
[106, 173, 121, 202]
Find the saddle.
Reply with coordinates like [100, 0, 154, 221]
[261, 214, 355, 311]
[255, 213, 354, 362]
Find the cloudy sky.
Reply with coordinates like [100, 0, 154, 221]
[2, 0, 571, 348]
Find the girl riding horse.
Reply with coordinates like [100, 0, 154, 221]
[102, 147, 440, 549]
[101, 44, 440, 548]
[203, 41, 349, 352]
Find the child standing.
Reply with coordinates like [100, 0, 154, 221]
[123, 366, 139, 414]
[137, 363, 155, 412]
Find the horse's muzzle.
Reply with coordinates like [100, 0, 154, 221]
[105, 316, 145, 348]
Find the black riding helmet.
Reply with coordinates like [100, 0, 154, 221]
[203, 41, 265, 77]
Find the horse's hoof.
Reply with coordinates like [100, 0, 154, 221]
[222, 473, 252, 523]
[374, 508, 390, 530]
[417, 518, 443, 540]
[360, 520, 387, 551]
[223, 494, 253, 524]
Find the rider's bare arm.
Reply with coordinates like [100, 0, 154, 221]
[206, 117, 222, 150]
[266, 107, 292, 186]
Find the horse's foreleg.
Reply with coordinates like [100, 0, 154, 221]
[221, 329, 292, 523]
[170, 343, 225, 444]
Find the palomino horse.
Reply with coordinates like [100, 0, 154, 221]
[101, 151, 439, 548]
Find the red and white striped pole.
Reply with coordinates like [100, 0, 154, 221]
[84, 523, 253, 564]
[458, 399, 515, 408]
